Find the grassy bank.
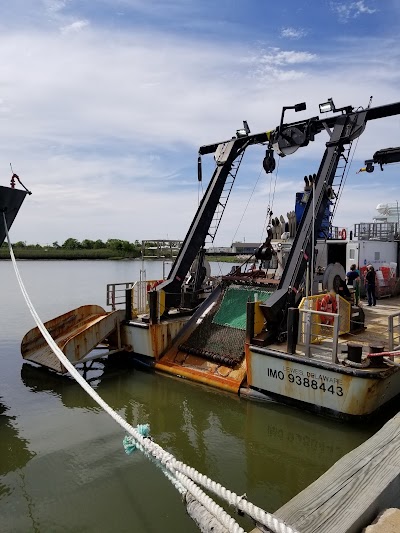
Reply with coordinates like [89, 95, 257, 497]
[0, 249, 242, 261]
[0, 248, 141, 260]
[207, 255, 242, 263]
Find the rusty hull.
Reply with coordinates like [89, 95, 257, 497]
[21, 305, 124, 373]
[155, 350, 247, 393]
[121, 316, 190, 359]
[247, 346, 400, 417]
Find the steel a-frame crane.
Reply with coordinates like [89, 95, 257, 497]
[155, 99, 400, 339]
[262, 101, 400, 338]
[155, 128, 275, 310]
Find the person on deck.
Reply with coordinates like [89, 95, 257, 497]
[365, 264, 377, 306]
[346, 264, 360, 285]
[346, 264, 360, 305]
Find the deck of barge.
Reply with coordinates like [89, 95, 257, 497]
[267, 295, 400, 365]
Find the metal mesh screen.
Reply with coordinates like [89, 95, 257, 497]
[179, 285, 272, 367]
[212, 285, 272, 330]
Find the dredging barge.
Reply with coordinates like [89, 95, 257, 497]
[21, 98, 400, 419]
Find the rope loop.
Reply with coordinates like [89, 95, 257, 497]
[236, 493, 247, 516]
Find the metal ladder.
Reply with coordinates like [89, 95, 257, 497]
[205, 151, 245, 244]
[328, 142, 353, 228]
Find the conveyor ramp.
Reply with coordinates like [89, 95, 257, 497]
[21, 305, 124, 373]
[156, 284, 272, 393]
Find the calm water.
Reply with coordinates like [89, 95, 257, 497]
[0, 260, 385, 532]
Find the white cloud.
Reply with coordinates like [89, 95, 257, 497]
[44, 0, 67, 14]
[61, 20, 90, 35]
[281, 27, 308, 39]
[354, 0, 376, 14]
[244, 47, 316, 83]
[249, 48, 316, 66]
[330, 1, 377, 22]
[1, 18, 399, 246]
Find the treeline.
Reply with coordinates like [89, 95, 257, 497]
[0, 238, 142, 260]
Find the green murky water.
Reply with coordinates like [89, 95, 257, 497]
[0, 260, 383, 532]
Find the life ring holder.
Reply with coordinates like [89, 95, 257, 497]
[340, 228, 347, 240]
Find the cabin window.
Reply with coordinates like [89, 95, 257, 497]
[349, 249, 355, 259]
[374, 251, 380, 261]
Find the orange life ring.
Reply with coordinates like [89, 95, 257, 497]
[341, 228, 347, 240]
[146, 280, 162, 292]
[318, 294, 337, 325]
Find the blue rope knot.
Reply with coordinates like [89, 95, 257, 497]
[123, 424, 151, 455]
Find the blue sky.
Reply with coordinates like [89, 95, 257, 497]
[1, 0, 400, 246]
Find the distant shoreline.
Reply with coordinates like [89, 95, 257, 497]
[0, 249, 240, 262]
[0, 249, 141, 260]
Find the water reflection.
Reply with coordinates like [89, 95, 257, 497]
[20, 359, 374, 514]
[21, 360, 135, 410]
[0, 397, 35, 502]
[0, 399, 35, 476]
[0, 260, 393, 530]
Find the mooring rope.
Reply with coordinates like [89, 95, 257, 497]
[3, 212, 299, 533]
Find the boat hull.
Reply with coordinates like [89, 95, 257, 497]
[121, 316, 191, 359]
[0, 185, 28, 245]
[246, 345, 400, 418]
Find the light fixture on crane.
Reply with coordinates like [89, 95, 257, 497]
[236, 120, 251, 138]
[319, 98, 335, 114]
[272, 101, 308, 157]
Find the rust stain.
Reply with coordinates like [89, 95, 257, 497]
[21, 306, 122, 373]
[215, 366, 231, 378]
[155, 360, 243, 393]
[150, 324, 160, 360]
[184, 354, 218, 370]
[244, 342, 252, 385]
[155, 347, 247, 393]
[174, 350, 188, 364]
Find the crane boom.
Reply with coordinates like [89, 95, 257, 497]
[156, 100, 400, 321]
[262, 101, 400, 336]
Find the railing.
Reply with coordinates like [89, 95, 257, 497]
[141, 240, 183, 259]
[107, 279, 164, 318]
[388, 311, 400, 351]
[298, 307, 340, 363]
[328, 226, 347, 240]
[107, 282, 134, 310]
[354, 222, 398, 241]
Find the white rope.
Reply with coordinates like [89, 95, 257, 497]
[384, 357, 400, 368]
[3, 212, 299, 533]
[3, 214, 243, 533]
